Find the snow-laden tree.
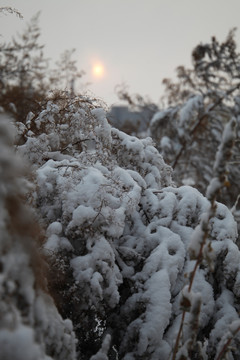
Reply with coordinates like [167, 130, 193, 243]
[12, 92, 240, 359]
[150, 30, 240, 209]
[0, 117, 77, 360]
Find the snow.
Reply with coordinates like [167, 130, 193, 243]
[160, 136, 171, 149]
[138, 270, 172, 355]
[90, 334, 112, 360]
[206, 117, 236, 200]
[70, 205, 97, 226]
[0, 325, 47, 360]
[150, 108, 175, 128]
[179, 94, 203, 128]
[47, 221, 63, 235]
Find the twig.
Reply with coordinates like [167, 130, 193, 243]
[171, 219, 210, 360]
[171, 311, 186, 360]
[0, 6, 23, 18]
[172, 83, 240, 169]
[92, 200, 105, 224]
[216, 326, 240, 360]
[59, 139, 90, 153]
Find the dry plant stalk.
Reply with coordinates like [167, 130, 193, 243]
[216, 324, 240, 360]
[171, 118, 236, 360]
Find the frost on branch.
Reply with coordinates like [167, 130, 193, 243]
[0, 119, 76, 359]
[15, 94, 240, 359]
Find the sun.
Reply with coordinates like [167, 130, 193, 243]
[92, 63, 104, 78]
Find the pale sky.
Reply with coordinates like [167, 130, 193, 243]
[1, 0, 240, 107]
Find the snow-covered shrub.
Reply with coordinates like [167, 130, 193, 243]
[149, 31, 240, 209]
[15, 94, 240, 359]
[150, 95, 240, 209]
[0, 118, 77, 360]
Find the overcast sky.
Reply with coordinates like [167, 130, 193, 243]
[1, 0, 240, 107]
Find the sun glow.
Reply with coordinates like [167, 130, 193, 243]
[92, 63, 104, 78]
